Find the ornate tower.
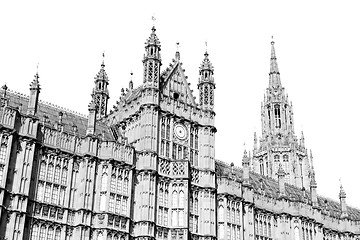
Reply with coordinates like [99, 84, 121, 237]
[131, 26, 162, 240]
[91, 53, 109, 119]
[198, 51, 215, 111]
[143, 26, 161, 89]
[253, 39, 312, 190]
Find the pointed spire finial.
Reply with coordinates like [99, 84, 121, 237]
[204, 41, 209, 58]
[129, 71, 134, 90]
[101, 51, 105, 68]
[175, 42, 180, 60]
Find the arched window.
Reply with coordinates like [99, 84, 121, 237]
[55, 228, 61, 240]
[47, 164, 54, 181]
[166, 119, 170, 139]
[98, 232, 104, 240]
[61, 168, 67, 185]
[107, 233, 113, 240]
[260, 159, 264, 175]
[268, 222, 271, 236]
[0, 144, 7, 164]
[294, 226, 300, 240]
[274, 104, 281, 128]
[123, 178, 129, 195]
[172, 191, 178, 208]
[161, 141, 165, 156]
[39, 225, 46, 240]
[161, 117, 165, 138]
[47, 227, 54, 240]
[172, 210, 178, 226]
[110, 174, 116, 192]
[101, 172, 108, 191]
[219, 205, 224, 222]
[274, 155, 280, 162]
[54, 166, 61, 183]
[31, 224, 39, 240]
[178, 210, 184, 226]
[179, 191, 184, 208]
[39, 162, 46, 180]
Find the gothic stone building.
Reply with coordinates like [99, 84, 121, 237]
[0, 26, 359, 240]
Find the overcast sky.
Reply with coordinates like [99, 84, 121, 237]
[1, 1, 360, 208]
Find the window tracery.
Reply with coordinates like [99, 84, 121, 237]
[108, 167, 129, 215]
[36, 154, 68, 206]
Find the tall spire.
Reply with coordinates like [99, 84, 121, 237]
[269, 37, 282, 89]
[27, 66, 41, 115]
[92, 52, 109, 119]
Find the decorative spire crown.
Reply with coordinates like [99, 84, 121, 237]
[30, 69, 41, 90]
[95, 53, 109, 83]
[339, 184, 346, 199]
[199, 51, 214, 73]
[145, 26, 161, 47]
[269, 38, 282, 89]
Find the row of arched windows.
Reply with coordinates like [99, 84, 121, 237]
[37, 155, 68, 206]
[172, 184, 185, 227]
[254, 214, 272, 238]
[31, 224, 61, 240]
[38, 156, 68, 185]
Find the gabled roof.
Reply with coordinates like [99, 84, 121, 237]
[215, 160, 360, 221]
[160, 56, 196, 106]
[3, 89, 114, 140]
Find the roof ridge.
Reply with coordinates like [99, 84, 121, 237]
[5, 88, 87, 119]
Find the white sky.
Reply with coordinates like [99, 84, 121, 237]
[1, 1, 360, 208]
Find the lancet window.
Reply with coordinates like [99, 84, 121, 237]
[171, 183, 185, 227]
[274, 104, 281, 128]
[254, 213, 272, 240]
[108, 167, 129, 215]
[31, 223, 61, 240]
[36, 154, 68, 206]
[160, 116, 171, 158]
[224, 199, 241, 240]
[158, 181, 170, 226]
[190, 126, 199, 166]
[189, 190, 199, 233]
[301, 221, 314, 240]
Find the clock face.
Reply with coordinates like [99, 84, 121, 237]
[174, 124, 188, 140]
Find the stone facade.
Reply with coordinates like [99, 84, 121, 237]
[0, 27, 359, 240]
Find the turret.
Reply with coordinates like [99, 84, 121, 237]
[143, 26, 161, 88]
[308, 151, 318, 207]
[198, 50, 215, 110]
[86, 100, 97, 135]
[242, 150, 250, 186]
[339, 184, 348, 219]
[27, 71, 41, 115]
[91, 53, 109, 119]
[277, 164, 286, 198]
